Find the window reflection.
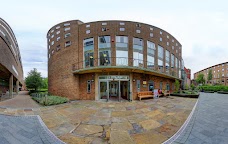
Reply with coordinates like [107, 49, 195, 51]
[84, 38, 94, 68]
[99, 36, 111, 66]
[166, 50, 170, 74]
[147, 41, 155, 69]
[158, 45, 164, 72]
[133, 38, 143, 67]
[116, 36, 128, 66]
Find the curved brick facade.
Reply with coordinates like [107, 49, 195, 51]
[194, 62, 228, 85]
[47, 20, 183, 100]
[0, 18, 24, 93]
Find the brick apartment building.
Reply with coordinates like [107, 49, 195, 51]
[0, 18, 24, 96]
[184, 67, 191, 87]
[47, 20, 184, 101]
[194, 62, 228, 85]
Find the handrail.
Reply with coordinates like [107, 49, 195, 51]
[72, 57, 181, 77]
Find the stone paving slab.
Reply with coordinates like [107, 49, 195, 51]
[0, 92, 197, 144]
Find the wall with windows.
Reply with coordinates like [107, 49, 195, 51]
[47, 20, 183, 99]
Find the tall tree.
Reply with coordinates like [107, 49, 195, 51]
[25, 68, 43, 91]
[196, 73, 205, 84]
[42, 77, 48, 89]
[207, 69, 213, 82]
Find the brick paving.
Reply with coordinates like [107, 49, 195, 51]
[0, 91, 40, 108]
[0, 93, 197, 144]
[173, 92, 228, 144]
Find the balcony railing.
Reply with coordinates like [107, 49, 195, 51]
[72, 57, 181, 78]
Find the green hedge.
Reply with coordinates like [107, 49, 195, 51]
[199, 85, 228, 92]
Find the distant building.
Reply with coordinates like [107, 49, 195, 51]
[184, 67, 191, 87]
[0, 18, 24, 95]
[194, 62, 228, 85]
[47, 20, 185, 101]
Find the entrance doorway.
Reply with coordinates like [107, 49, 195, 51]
[99, 75, 130, 102]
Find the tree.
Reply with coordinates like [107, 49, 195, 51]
[207, 69, 212, 82]
[41, 77, 48, 89]
[196, 73, 205, 85]
[174, 79, 180, 92]
[25, 68, 43, 91]
[190, 84, 195, 90]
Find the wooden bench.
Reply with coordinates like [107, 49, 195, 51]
[163, 90, 170, 97]
[137, 91, 154, 101]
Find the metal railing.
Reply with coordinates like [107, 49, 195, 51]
[72, 57, 181, 78]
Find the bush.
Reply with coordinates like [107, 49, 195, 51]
[31, 92, 69, 106]
[198, 85, 228, 92]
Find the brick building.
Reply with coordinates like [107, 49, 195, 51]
[184, 67, 191, 88]
[0, 18, 24, 96]
[194, 62, 228, 85]
[47, 20, 184, 101]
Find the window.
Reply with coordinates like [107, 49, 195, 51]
[56, 31, 60, 35]
[172, 39, 174, 42]
[165, 50, 170, 74]
[218, 70, 220, 72]
[51, 49, 54, 54]
[102, 22, 107, 25]
[172, 46, 174, 50]
[56, 45, 60, 51]
[64, 23, 70, 26]
[160, 31, 162, 34]
[175, 57, 178, 68]
[150, 27, 153, 31]
[158, 45, 164, 59]
[120, 22, 125, 25]
[48, 45, 50, 49]
[160, 37, 162, 42]
[166, 83, 170, 90]
[48, 39, 50, 42]
[148, 81, 154, 91]
[86, 30, 90, 34]
[51, 35, 54, 38]
[137, 80, 140, 92]
[167, 42, 169, 46]
[176, 43, 178, 46]
[136, 23, 141, 27]
[51, 41, 54, 45]
[116, 36, 128, 66]
[84, 38, 94, 68]
[48, 54, 50, 59]
[222, 69, 224, 71]
[167, 35, 169, 39]
[51, 29, 54, 33]
[86, 24, 90, 28]
[120, 28, 125, 31]
[176, 49, 178, 53]
[136, 30, 141, 33]
[65, 27, 70, 31]
[171, 54, 174, 68]
[147, 41, 155, 69]
[87, 80, 91, 93]
[133, 38, 143, 67]
[56, 26, 60, 29]
[160, 82, 163, 90]
[65, 41, 71, 47]
[102, 27, 107, 31]
[99, 36, 111, 66]
[65, 33, 71, 38]
[150, 33, 153, 37]
[57, 37, 60, 41]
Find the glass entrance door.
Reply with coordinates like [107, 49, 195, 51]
[100, 81, 108, 101]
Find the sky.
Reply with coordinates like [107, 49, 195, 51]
[1, 0, 228, 79]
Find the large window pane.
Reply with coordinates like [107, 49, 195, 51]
[116, 36, 128, 66]
[133, 38, 143, 66]
[99, 36, 111, 66]
[165, 50, 170, 74]
[158, 45, 163, 59]
[147, 41, 155, 69]
[84, 38, 94, 68]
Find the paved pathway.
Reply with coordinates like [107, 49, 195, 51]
[0, 91, 40, 108]
[173, 92, 228, 144]
[0, 115, 64, 144]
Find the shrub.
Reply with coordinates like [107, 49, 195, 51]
[30, 92, 69, 106]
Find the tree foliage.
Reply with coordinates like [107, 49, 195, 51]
[25, 68, 43, 91]
[174, 79, 180, 92]
[41, 77, 48, 89]
[196, 73, 205, 84]
[207, 69, 212, 81]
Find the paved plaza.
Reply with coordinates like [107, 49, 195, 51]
[0, 92, 197, 144]
[174, 92, 228, 144]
